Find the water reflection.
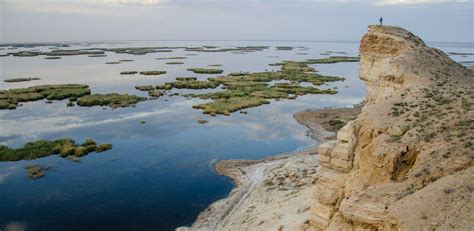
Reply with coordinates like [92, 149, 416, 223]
[0, 40, 439, 230]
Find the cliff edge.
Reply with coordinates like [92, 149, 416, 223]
[180, 25, 474, 231]
[313, 25, 474, 230]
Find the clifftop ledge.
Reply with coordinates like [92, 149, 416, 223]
[314, 25, 473, 230]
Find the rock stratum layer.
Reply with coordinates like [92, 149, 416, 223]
[313, 25, 473, 230]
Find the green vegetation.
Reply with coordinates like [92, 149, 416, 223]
[156, 57, 186, 60]
[0, 138, 112, 162]
[4, 77, 41, 83]
[387, 135, 402, 143]
[119, 59, 134, 62]
[166, 62, 184, 65]
[76, 94, 146, 108]
[148, 90, 164, 98]
[89, 54, 107, 57]
[185, 46, 269, 53]
[305, 56, 360, 64]
[276, 46, 293, 51]
[197, 119, 209, 124]
[7, 50, 105, 57]
[0, 84, 146, 110]
[229, 72, 249, 76]
[139, 71, 167, 75]
[271, 57, 359, 66]
[139, 59, 345, 115]
[25, 165, 48, 179]
[155, 84, 173, 90]
[209, 64, 223, 67]
[96, 143, 113, 153]
[134, 86, 164, 98]
[106, 62, 121, 64]
[135, 85, 155, 91]
[120, 71, 138, 75]
[187, 68, 224, 74]
[102, 47, 180, 55]
[168, 79, 220, 89]
[193, 97, 269, 116]
[175, 77, 197, 81]
[45, 57, 61, 60]
[329, 119, 347, 130]
[0, 84, 90, 110]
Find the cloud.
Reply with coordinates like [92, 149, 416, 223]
[375, 0, 471, 5]
[0, 101, 195, 139]
[3, 0, 470, 7]
[101, 0, 169, 5]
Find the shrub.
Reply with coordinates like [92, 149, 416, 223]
[0, 138, 113, 161]
[96, 143, 113, 153]
[25, 165, 46, 179]
[76, 94, 146, 108]
[120, 71, 138, 75]
[187, 68, 224, 74]
[139, 71, 167, 75]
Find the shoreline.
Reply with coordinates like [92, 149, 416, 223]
[177, 105, 362, 230]
[180, 147, 319, 231]
[293, 103, 362, 142]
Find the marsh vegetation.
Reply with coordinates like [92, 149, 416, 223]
[156, 57, 187, 60]
[305, 56, 360, 64]
[25, 165, 48, 179]
[77, 94, 146, 108]
[0, 84, 91, 110]
[4, 77, 41, 83]
[120, 71, 138, 75]
[140, 59, 345, 115]
[139, 71, 167, 75]
[187, 68, 224, 74]
[0, 138, 112, 161]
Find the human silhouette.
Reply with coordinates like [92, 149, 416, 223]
[380, 17, 383, 26]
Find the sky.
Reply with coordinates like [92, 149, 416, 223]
[0, 0, 472, 43]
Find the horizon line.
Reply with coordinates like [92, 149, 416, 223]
[1, 39, 473, 47]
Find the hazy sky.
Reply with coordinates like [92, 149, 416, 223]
[0, 0, 472, 43]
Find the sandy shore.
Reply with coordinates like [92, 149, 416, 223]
[178, 148, 319, 231]
[177, 105, 362, 231]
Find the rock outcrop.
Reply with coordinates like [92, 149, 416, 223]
[313, 25, 473, 230]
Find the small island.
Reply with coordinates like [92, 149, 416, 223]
[187, 68, 224, 74]
[0, 138, 112, 162]
[120, 71, 138, 75]
[135, 58, 350, 116]
[25, 165, 49, 179]
[76, 94, 146, 108]
[0, 84, 146, 110]
[4, 77, 41, 83]
[139, 71, 167, 75]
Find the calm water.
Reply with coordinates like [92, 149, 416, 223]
[0, 40, 470, 231]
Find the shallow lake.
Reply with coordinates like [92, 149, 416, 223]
[0, 40, 470, 231]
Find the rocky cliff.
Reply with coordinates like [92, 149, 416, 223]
[313, 25, 473, 230]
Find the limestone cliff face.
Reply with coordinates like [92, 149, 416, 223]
[313, 26, 473, 230]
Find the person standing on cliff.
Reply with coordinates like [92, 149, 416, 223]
[380, 17, 383, 25]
